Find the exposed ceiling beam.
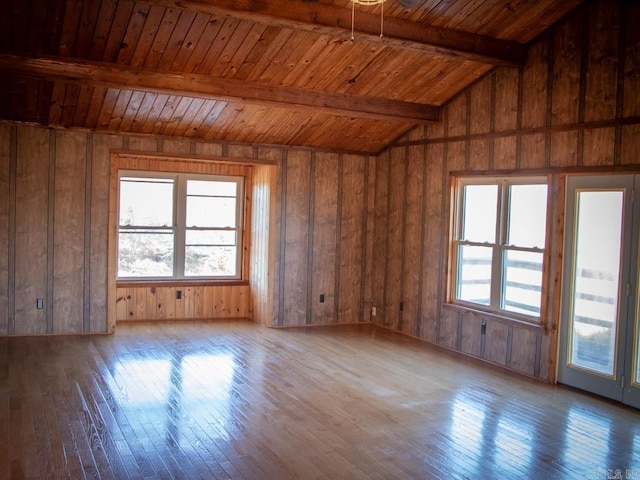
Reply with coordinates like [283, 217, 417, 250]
[155, 0, 527, 66]
[0, 54, 441, 124]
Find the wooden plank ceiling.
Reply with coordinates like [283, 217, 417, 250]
[0, 0, 585, 153]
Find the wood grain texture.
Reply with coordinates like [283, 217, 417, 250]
[484, 320, 509, 366]
[421, 143, 444, 344]
[362, 156, 376, 323]
[53, 131, 86, 333]
[282, 150, 311, 326]
[583, 127, 615, 167]
[623, 2, 640, 118]
[620, 125, 640, 166]
[459, 311, 482, 357]
[521, 41, 549, 129]
[90, 135, 123, 333]
[4, 321, 639, 478]
[384, 148, 405, 330]
[0, 124, 8, 335]
[250, 164, 277, 327]
[520, 133, 547, 170]
[14, 126, 49, 335]
[371, 153, 389, 327]
[493, 136, 517, 170]
[311, 152, 338, 325]
[584, 1, 619, 123]
[551, 14, 582, 126]
[468, 139, 490, 171]
[550, 131, 579, 167]
[401, 149, 424, 336]
[115, 285, 250, 320]
[338, 154, 365, 323]
[470, 76, 491, 135]
[494, 67, 520, 132]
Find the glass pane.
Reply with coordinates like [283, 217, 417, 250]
[118, 230, 174, 277]
[508, 184, 548, 248]
[461, 185, 497, 243]
[457, 245, 492, 306]
[185, 246, 237, 277]
[570, 190, 623, 376]
[186, 230, 236, 246]
[503, 250, 543, 316]
[187, 180, 237, 197]
[186, 197, 237, 228]
[119, 177, 173, 227]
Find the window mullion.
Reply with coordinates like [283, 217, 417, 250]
[175, 175, 186, 279]
[490, 182, 506, 310]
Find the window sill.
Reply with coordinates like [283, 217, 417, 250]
[443, 302, 546, 332]
[117, 279, 249, 288]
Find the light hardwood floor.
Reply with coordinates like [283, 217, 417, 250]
[1, 320, 639, 479]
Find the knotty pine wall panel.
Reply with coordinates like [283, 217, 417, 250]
[116, 285, 251, 321]
[371, 0, 640, 381]
[250, 163, 277, 327]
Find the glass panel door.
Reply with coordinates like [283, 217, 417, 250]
[559, 175, 634, 402]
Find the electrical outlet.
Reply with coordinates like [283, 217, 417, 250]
[319, 294, 325, 303]
[36, 298, 44, 309]
[176, 290, 182, 300]
[372, 306, 377, 317]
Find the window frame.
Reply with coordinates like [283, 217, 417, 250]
[117, 170, 245, 282]
[450, 175, 549, 322]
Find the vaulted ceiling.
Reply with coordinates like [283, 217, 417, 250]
[0, 0, 586, 153]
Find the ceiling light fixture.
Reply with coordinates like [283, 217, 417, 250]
[351, 0, 388, 42]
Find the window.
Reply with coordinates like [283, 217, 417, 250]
[452, 177, 548, 319]
[117, 172, 244, 280]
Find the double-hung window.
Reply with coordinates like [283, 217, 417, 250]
[452, 177, 548, 319]
[117, 172, 244, 280]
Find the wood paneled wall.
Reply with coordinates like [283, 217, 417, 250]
[249, 161, 277, 327]
[371, 0, 640, 381]
[275, 150, 374, 327]
[0, 124, 370, 334]
[115, 285, 252, 322]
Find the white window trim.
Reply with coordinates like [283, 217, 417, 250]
[451, 175, 548, 321]
[117, 170, 244, 281]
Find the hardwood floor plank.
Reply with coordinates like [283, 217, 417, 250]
[2, 321, 640, 479]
